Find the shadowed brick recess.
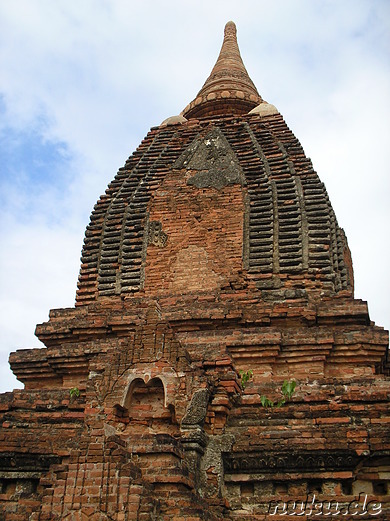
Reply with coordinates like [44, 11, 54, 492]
[1, 21, 389, 520]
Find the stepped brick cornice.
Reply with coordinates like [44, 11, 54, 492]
[182, 21, 262, 118]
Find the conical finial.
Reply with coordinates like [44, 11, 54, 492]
[182, 21, 262, 118]
[225, 20, 236, 34]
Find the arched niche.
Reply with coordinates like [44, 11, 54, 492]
[121, 376, 174, 429]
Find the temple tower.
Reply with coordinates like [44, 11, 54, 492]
[1, 22, 389, 521]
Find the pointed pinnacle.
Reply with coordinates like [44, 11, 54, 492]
[183, 21, 262, 118]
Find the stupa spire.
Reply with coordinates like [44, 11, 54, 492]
[182, 21, 262, 118]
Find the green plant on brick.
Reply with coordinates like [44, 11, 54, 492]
[260, 380, 296, 409]
[69, 387, 80, 400]
[239, 369, 253, 390]
[260, 395, 274, 408]
[281, 379, 296, 400]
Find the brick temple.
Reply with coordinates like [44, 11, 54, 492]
[1, 21, 389, 520]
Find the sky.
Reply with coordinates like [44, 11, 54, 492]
[0, 0, 389, 393]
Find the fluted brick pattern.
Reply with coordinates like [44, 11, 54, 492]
[76, 114, 353, 305]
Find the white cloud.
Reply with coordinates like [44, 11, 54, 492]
[0, 0, 389, 392]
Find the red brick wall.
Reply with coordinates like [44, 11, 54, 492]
[144, 170, 246, 296]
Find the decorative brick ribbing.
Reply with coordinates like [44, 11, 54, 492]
[76, 113, 353, 305]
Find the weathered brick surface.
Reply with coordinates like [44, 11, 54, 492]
[2, 296, 389, 519]
[1, 20, 389, 521]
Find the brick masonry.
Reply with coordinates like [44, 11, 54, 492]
[0, 21, 389, 521]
